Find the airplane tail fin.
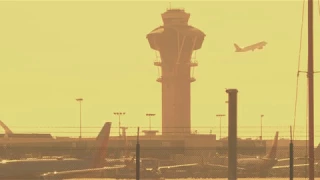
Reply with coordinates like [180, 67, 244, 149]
[0, 120, 14, 135]
[315, 143, 320, 159]
[234, 43, 242, 52]
[92, 122, 112, 168]
[122, 127, 129, 158]
[264, 131, 279, 159]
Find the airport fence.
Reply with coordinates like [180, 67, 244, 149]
[1, 125, 319, 178]
[4, 124, 318, 139]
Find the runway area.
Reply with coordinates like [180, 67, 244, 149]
[67, 178, 320, 180]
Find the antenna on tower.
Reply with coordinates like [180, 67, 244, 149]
[168, 1, 171, 10]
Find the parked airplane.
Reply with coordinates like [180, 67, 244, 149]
[0, 122, 113, 179]
[204, 132, 317, 177]
[39, 125, 134, 180]
[41, 165, 127, 179]
[234, 41, 267, 52]
[41, 141, 199, 179]
[0, 120, 53, 140]
[105, 126, 133, 165]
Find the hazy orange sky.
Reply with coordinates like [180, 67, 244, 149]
[0, 1, 319, 143]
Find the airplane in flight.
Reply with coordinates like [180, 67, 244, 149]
[234, 41, 267, 52]
[203, 131, 318, 177]
[0, 122, 117, 179]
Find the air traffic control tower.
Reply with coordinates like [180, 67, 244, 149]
[146, 9, 205, 135]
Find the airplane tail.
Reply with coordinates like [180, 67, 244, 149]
[315, 143, 320, 159]
[316, 143, 320, 151]
[234, 43, 242, 52]
[91, 122, 112, 168]
[122, 127, 130, 158]
[263, 131, 279, 159]
[0, 120, 14, 135]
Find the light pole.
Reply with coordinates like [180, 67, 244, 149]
[216, 114, 225, 139]
[260, 114, 264, 142]
[114, 112, 126, 136]
[146, 113, 156, 130]
[76, 98, 83, 140]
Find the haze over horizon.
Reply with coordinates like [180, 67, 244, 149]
[0, 1, 319, 144]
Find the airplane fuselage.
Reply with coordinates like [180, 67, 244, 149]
[235, 41, 267, 52]
[0, 158, 94, 179]
[237, 158, 277, 176]
[242, 43, 264, 51]
[0, 122, 113, 179]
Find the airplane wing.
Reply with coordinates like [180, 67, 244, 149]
[158, 163, 199, 170]
[106, 157, 132, 163]
[206, 163, 246, 170]
[205, 162, 316, 170]
[40, 165, 126, 180]
[272, 162, 319, 169]
[276, 157, 306, 162]
[238, 154, 257, 158]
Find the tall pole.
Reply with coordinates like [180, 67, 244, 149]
[308, 0, 314, 178]
[216, 114, 225, 139]
[114, 112, 126, 137]
[290, 126, 294, 180]
[136, 127, 140, 180]
[76, 98, 83, 140]
[226, 89, 238, 180]
[146, 113, 156, 131]
[260, 114, 264, 143]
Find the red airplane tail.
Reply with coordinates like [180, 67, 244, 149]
[91, 122, 112, 168]
[264, 131, 279, 159]
[234, 43, 242, 52]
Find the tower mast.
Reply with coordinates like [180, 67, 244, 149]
[307, 0, 314, 179]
